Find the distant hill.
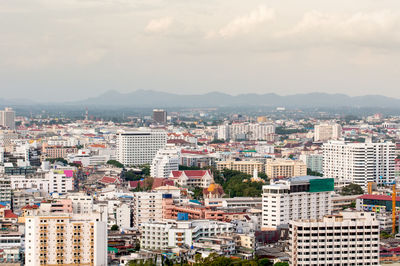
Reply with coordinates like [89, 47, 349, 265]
[71, 90, 400, 108]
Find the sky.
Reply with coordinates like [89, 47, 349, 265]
[1, 0, 400, 102]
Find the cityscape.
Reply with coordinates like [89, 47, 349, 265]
[2, 0, 400, 265]
[0, 106, 399, 265]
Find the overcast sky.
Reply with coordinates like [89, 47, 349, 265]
[1, 0, 400, 102]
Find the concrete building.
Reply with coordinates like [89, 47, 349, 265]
[262, 176, 334, 230]
[228, 123, 275, 141]
[0, 107, 15, 130]
[0, 177, 12, 203]
[217, 160, 265, 176]
[66, 192, 94, 214]
[150, 144, 180, 178]
[323, 140, 395, 187]
[314, 123, 342, 142]
[169, 170, 214, 188]
[132, 192, 163, 228]
[116, 130, 167, 166]
[25, 212, 107, 266]
[140, 219, 234, 250]
[265, 159, 307, 179]
[153, 109, 167, 124]
[299, 154, 323, 174]
[289, 212, 379, 266]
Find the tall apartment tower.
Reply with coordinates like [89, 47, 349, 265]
[0, 107, 15, 130]
[289, 212, 380, 266]
[153, 109, 167, 124]
[25, 212, 107, 266]
[323, 140, 395, 187]
[314, 123, 342, 142]
[261, 176, 334, 230]
[150, 144, 180, 178]
[116, 130, 167, 166]
[132, 191, 164, 228]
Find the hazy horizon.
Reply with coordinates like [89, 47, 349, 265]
[2, 0, 400, 102]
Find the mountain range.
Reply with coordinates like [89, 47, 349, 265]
[72, 90, 400, 108]
[2, 90, 400, 108]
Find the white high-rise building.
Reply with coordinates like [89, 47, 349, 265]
[150, 144, 180, 178]
[289, 212, 380, 266]
[116, 130, 167, 166]
[217, 123, 230, 140]
[25, 212, 107, 266]
[314, 123, 342, 142]
[0, 108, 15, 130]
[218, 123, 275, 141]
[323, 140, 395, 187]
[262, 176, 334, 230]
[132, 191, 164, 228]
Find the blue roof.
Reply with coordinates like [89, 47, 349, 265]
[189, 200, 202, 205]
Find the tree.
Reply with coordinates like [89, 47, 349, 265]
[341, 183, 364, 196]
[179, 165, 201, 170]
[258, 258, 273, 266]
[210, 139, 225, 144]
[107, 160, 124, 168]
[274, 263, 289, 266]
[307, 168, 323, 177]
[111, 224, 119, 231]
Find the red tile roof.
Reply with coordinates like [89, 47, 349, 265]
[128, 180, 144, 189]
[4, 210, 17, 219]
[22, 205, 39, 210]
[171, 170, 211, 179]
[99, 176, 119, 184]
[358, 194, 400, 202]
[152, 178, 175, 189]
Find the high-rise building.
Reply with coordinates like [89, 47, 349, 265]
[150, 144, 180, 178]
[153, 109, 167, 124]
[116, 130, 167, 166]
[217, 123, 230, 140]
[289, 212, 380, 266]
[314, 123, 342, 142]
[132, 191, 164, 228]
[323, 140, 395, 187]
[299, 154, 324, 174]
[265, 159, 307, 179]
[25, 212, 107, 266]
[262, 176, 333, 230]
[0, 108, 15, 130]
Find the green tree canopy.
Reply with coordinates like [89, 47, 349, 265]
[107, 160, 124, 168]
[340, 183, 364, 196]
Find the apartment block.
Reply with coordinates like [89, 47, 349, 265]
[262, 176, 333, 230]
[140, 219, 234, 250]
[314, 123, 342, 142]
[323, 140, 395, 187]
[265, 159, 307, 179]
[132, 192, 163, 228]
[289, 212, 379, 266]
[116, 130, 167, 166]
[25, 212, 107, 266]
[216, 160, 265, 175]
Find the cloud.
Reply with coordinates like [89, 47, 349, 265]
[145, 17, 173, 33]
[211, 6, 275, 38]
[284, 10, 400, 48]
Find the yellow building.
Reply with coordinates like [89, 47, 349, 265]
[217, 160, 265, 175]
[265, 159, 307, 179]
